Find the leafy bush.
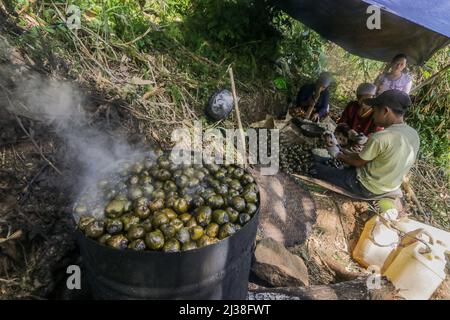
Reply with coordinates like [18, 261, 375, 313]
[158, 0, 327, 81]
[407, 47, 450, 172]
[178, 1, 282, 59]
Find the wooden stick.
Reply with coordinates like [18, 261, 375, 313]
[291, 173, 368, 199]
[248, 277, 398, 300]
[401, 176, 428, 219]
[14, 114, 62, 175]
[228, 67, 247, 168]
[410, 63, 450, 94]
[305, 101, 316, 120]
[305, 91, 320, 119]
[24, 163, 49, 193]
[0, 230, 23, 245]
[292, 173, 406, 202]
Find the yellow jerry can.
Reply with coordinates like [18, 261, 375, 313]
[352, 209, 399, 268]
[383, 231, 447, 300]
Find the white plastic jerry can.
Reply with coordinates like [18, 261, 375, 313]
[384, 233, 447, 300]
[396, 217, 450, 253]
[352, 210, 399, 268]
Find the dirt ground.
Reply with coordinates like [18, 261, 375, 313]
[0, 110, 75, 298]
[290, 187, 449, 299]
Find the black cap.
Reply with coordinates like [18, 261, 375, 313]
[364, 89, 412, 114]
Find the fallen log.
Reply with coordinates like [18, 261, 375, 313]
[321, 255, 361, 282]
[248, 277, 399, 300]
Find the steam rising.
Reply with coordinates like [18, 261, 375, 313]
[1, 68, 147, 204]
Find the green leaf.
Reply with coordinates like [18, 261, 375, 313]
[274, 77, 287, 90]
[422, 70, 431, 79]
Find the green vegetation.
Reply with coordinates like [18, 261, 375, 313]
[0, 0, 448, 225]
[408, 49, 449, 170]
[2, 0, 327, 103]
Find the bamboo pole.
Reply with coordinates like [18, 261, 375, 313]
[228, 67, 247, 168]
[305, 99, 316, 119]
[401, 176, 428, 219]
[410, 63, 450, 94]
[305, 91, 321, 120]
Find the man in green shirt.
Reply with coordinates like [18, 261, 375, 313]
[312, 89, 419, 198]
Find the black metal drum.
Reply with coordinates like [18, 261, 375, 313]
[76, 204, 259, 300]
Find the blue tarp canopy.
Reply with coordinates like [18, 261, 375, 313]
[272, 0, 450, 64]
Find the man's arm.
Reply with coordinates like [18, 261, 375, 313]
[331, 131, 381, 167]
[336, 151, 370, 167]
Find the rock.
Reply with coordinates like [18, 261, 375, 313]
[305, 192, 365, 284]
[251, 168, 316, 247]
[248, 276, 399, 300]
[252, 237, 309, 287]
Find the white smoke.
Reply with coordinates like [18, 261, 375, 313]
[0, 67, 144, 203]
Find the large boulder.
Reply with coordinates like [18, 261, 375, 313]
[252, 238, 309, 287]
[251, 168, 316, 248]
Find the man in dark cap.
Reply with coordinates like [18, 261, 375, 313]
[312, 89, 419, 198]
[291, 72, 332, 121]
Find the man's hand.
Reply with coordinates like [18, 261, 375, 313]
[351, 144, 364, 153]
[355, 133, 368, 145]
[348, 130, 368, 145]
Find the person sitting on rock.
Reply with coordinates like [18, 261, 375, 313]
[312, 90, 419, 199]
[338, 83, 383, 136]
[290, 72, 332, 122]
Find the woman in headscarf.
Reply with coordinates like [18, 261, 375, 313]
[290, 72, 333, 121]
[375, 53, 412, 95]
[338, 83, 383, 136]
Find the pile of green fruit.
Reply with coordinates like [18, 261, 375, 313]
[326, 157, 344, 169]
[75, 151, 259, 252]
[280, 143, 315, 174]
